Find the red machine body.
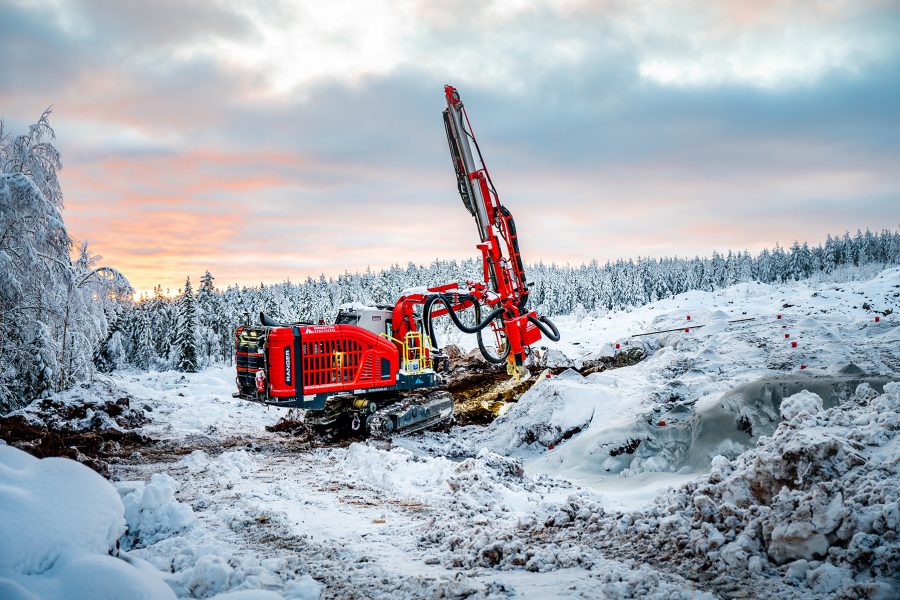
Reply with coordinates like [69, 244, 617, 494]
[235, 323, 405, 409]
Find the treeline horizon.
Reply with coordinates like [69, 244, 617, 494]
[95, 226, 900, 375]
[140, 227, 900, 301]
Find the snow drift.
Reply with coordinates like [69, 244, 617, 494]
[474, 268, 900, 484]
[0, 444, 176, 599]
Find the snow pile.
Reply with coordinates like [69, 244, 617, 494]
[115, 367, 282, 441]
[117, 473, 196, 547]
[0, 445, 175, 599]
[339, 443, 459, 501]
[779, 389, 823, 421]
[499, 383, 899, 598]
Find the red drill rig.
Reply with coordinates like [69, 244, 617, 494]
[233, 85, 560, 436]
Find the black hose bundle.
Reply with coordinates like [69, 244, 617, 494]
[422, 294, 560, 364]
[422, 294, 510, 364]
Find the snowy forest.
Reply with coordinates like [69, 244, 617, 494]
[108, 228, 900, 376]
[3, 110, 900, 409]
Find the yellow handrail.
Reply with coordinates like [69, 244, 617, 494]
[379, 331, 432, 374]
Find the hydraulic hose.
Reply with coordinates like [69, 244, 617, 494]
[477, 325, 510, 364]
[422, 294, 510, 364]
[527, 315, 561, 342]
[423, 294, 506, 339]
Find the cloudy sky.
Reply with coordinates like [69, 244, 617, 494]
[2, 0, 899, 293]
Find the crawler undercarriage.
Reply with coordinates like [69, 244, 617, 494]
[304, 390, 455, 439]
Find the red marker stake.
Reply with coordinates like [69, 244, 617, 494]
[875, 316, 881, 323]
[784, 333, 790, 339]
[791, 341, 798, 348]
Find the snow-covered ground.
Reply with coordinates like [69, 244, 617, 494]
[3, 269, 899, 598]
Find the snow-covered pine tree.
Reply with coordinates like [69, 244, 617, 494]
[738, 251, 754, 282]
[174, 277, 199, 373]
[133, 302, 154, 370]
[843, 232, 857, 266]
[723, 251, 738, 286]
[22, 323, 57, 400]
[822, 235, 838, 273]
[788, 241, 804, 280]
[94, 305, 126, 372]
[771, 244, 788, 282]
[854, 230, 866, 266]
[196, 271, 221, 367]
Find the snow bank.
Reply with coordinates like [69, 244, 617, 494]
[0, 445, 175, 599]
[469, 268, 900, 487]
[114, 366, 282, 440]
[12, 379, 149, 432]
[502, 382, 900, 598]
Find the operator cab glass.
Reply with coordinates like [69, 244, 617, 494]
[335, 310, 359, 325]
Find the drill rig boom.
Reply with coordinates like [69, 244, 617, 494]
[440, 84, 559, 370]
